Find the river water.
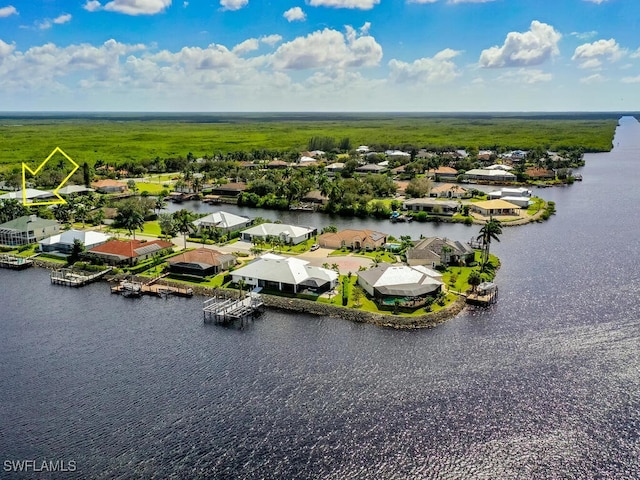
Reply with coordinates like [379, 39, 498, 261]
[1, 117, 639, 479]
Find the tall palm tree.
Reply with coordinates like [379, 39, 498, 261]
[173, 209, 194, 249]
[476, 217, 502, 270]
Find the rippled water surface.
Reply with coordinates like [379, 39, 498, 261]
[2, 117, 640, 479]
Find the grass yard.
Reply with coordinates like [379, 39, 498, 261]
[134, 182, 170, 195]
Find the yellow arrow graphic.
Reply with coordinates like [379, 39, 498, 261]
[21, 147, 79, 206]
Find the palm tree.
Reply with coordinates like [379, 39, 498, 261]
[74, 203, 89, 229]
[117, 208, 144, 239]
[173, 209, 194, 249]
[154, 195, 167, 216]
[237, 279, 246, 299]
[476, 217, 502, 270]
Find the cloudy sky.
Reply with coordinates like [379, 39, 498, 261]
[1, 0, 639, 111]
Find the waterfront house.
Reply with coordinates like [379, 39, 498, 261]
[192, 211, 252, 234]
[91, 179, 127, 194]
[317, 229, 387, 251]
[87, 239, 173, 265]
[209, 182, 247, 196]
[357, 264, 443, 300]
[429, 183, 471, 199]
[464, 169, 517, 183]
[403, 199, 459, 216]
[0, 215, 60, 246]
[471, 199, 521, 216]
[525, 167, 556, 180]
[487, 187, 532, 199]
[301, 190, 329, 205]
[406, 237, 475, 268]
[167, 248, 236, 277]
[240, 223, 316, 246]
[231, 253, 338, 294]
[39, 229, 110, 254]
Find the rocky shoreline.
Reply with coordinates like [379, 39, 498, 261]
[29, 261, 470, 329]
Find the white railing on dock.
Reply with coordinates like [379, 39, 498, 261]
[203, 293, 264, 323]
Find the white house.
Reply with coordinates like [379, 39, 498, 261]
[231, 253, 338, 293]
[464, 169, 517, 182]
[192, 211, 252, 233]
[39, 229, 110, 254]
[357, 264, 443, 299]
[240, 223, 316, 245]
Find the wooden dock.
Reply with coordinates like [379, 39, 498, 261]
[203, 292, 264, 324]
[0, 254, 33, 270]
[466, 282, 498, 306]
[50, 267, 112, 287]
[111, 279, 194, 298]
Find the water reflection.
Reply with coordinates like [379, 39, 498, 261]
[1, 117, 640, 478]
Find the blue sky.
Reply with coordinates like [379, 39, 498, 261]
[0, 0, 639, 111]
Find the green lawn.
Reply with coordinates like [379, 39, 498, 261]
[527, 197, 546, 215]
[353, 251, 397, 263]
[135, 182, 169, 195]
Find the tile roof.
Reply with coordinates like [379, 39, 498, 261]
[168, 248, 235, 267]
[88, 239, 173, 259]
[318, 229, 387, 244]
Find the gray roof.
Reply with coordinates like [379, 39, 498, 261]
[406, 237, 474, 260]
[0, 215, 59, 231]
[358, 264, 442, 296]
[192, 211, 250, 230]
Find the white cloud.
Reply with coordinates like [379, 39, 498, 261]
[53, 14, 72, 24]
[0, 39, 15, 57]
[572, 38, 624, 69]
[448, 0, 497, 3]
[629, 48, 640, 59]
[308, 0, 379, 10]
[0, 39, 146, 91]
[83, 1, 102, 12]
[283, 7, 306, 22]
[102, 0, 172, 15]
[580, 73, 606, 84]
[232, 38, 259, 55]
[261, 35, 282, 47]
[570, 31, 598, 41]
[0, 5, 18, 17]
[621, 75, 640, 84]
[37, 13, 71, 29]
[497, 68, 552, 84]
[220, 0, 248, 11]
[583, 0, 609, 3]
[479, 20, 561, 68]
[270, 26, 382, 70]
[406, 0, 438, 4]
[388, 48, 461, 84]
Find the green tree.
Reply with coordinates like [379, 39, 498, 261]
[74, 203, 89, 229]
[173, 209, 194, 249]
[158, 213, 176, 239]
[82, 162, 92, 187]
[68, 239, 84, 264]
[468, 270, 482, 293]
[476, 217, 502, 270]
[127, 179, 138, 193]
[0, 199, 29, 224]
[115, 200, 145, 239]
